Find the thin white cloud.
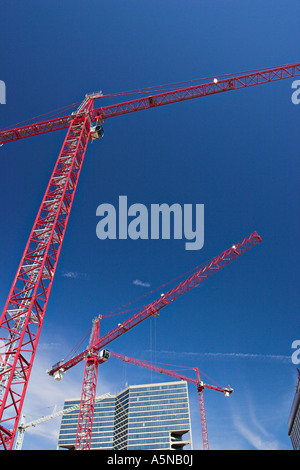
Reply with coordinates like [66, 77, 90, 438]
[61, 271, 88, 280]
[153, 350, 291, 363]
[232, 411, 281, 450]
[133, 279, 151, 288]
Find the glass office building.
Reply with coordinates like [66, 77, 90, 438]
[58, 394, 116, 449]
[57, 381, 192, 450]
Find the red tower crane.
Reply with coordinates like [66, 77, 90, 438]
[48, 230, 260, 450]
[0, 62, 299, 450]
[105, 349, 233, 451]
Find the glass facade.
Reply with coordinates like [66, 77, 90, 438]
[57, 381, 192, 450]
[58, 395, 116, 450]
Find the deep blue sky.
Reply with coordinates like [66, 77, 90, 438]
[0, 0, 299, 450]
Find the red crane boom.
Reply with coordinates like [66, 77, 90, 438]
[0, 60, 291, 450]
[93, 63, 300, 121]
[108, 350, 232, 394]
[0, 63, 299, 145]
[106, 349, 233, 450]
[48, 231, 261, 378]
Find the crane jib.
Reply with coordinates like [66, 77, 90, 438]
[0, 63, 299, 145]
[48, 231, 261, 377]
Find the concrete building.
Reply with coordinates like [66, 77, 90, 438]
[57, 380, 193, 450]
[288, 370, 300, 450]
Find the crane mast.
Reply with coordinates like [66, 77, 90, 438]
[106, 350, 233, 450]
[0, 61, 296, 449]
[195, 368, 209, 450]
[75, 317, 101, 451]
[0, 110, 93, 450]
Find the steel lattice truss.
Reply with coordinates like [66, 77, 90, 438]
[47, 232, 260, 450]
[1, 63, 299, 146]
[0, 61, 299, 449]
[0, 115, 91, 449]
[75, 319, 101, 451]
[47, 231, 262, 379]
[108, 350, 234, 450]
